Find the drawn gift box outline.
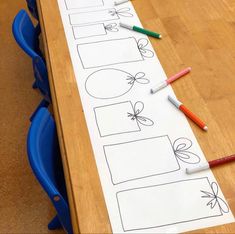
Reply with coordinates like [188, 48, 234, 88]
[69, 8, 133, 26]
[116, 177, 229, 232]
[104, 136, 201, 185]
[64, 0, 104, 10]
[94, 101, 154, 137]
[77, 37, 154, 69]
[85, 68, 149, 99]
[72, 23, 119, 40]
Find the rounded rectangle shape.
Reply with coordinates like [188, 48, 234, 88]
[117, 177, 224, 231]
[65, 0, 104, 10]
[69, 8, 119, 26]
[73, 24, 107, 39]
[104, 136, 180, 184]
[94, 101, 140, 137]
[77, 37, 143, 69]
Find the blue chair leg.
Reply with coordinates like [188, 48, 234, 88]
[48, 215, 62, 230]
[30, 99, 50, 121]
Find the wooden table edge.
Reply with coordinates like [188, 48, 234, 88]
[37, 1, 80, 232]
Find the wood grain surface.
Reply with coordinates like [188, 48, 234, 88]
[37, 0, 235, 233]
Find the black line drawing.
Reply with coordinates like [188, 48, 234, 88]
[103, 136, 200, 185]
[201, 182, 229, 214]
[108, 7, 133, 17]
[64, 0, 104, 10]
[137, 38, 154, 58]
[173, 137, 201, 164]
[69, 8, 133, 26]
[85, 69, 149, 99]
[77, 37, 154, 69]
[72, 23, 118, 40]
[127, 102, 154, 126]
[94, 101, 154, 137]
[104, 23, 119, 32]
[116, 177, 229, 232]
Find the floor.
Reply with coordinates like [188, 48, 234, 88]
[0, 1, 64, 233]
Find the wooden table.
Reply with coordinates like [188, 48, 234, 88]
[37, 0, 235, 233]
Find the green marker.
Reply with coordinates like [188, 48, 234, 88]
[120, 22, 162, 39]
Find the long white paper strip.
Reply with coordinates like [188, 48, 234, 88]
[56, 0, 234, 233]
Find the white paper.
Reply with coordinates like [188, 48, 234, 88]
[77, 37, 150, 69]
[117, 177, 227, 231]
[85, 69, 149, 99]
[56, 0, 234, 233]
[104, 136, 180, 184]
[73, 24, 106, 39]
[64, 0, 104, 9]
[94, 101, 154, 137]
[69, 8, 119, 25]
[72, 23, 119, 39]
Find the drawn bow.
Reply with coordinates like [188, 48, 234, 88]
[201, 182, 229, 214]
[126, 72, 150, 85]
[127, 101, 154, 126]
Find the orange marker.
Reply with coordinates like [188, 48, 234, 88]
[168, 95, 208, 131]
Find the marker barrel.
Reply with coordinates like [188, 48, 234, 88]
[209, 154, 235, 168]
[120, 22, 161, 39]
[133, 26, 161, 39]
[168, 95, 208, 131]
[179, 105, 207, 131]
[167, 67, 191, 84]
[151, 67, 191, 94]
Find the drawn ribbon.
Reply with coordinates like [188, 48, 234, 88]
[201, 182, 229, 214]
[127, 101, 154, 126]
[137, 38, 154, 58]
[173, 138, 201, 164]
[109, 8, 133, 17]
[126, 72, 150, 85]
[104, 23, 119, 32]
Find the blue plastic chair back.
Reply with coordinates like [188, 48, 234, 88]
[12, 9, 40, 59]
[33, 56, 51, 102]
[12, 10, 50, 103]
[26, 0, 39, 20]
[27, 108, 73, 234]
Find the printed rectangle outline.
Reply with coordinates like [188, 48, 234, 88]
[103, 135, 180, 185]
[77, 37, 144, 69]
[64, 0, 104, 10]
[68, 8, 120, 26]
[94, 101, 141, 137]
[116, 177, 223, 232]
[72, 23, 107, 40]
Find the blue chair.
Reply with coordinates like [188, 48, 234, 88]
[12, 10, 51, 116]
[26, 0, 39, 20]
[27, 107, 73, 234]
[12, 9, 41, 59]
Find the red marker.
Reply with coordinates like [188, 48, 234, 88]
[186, 154, 235, 174]
[168, 95, 208, 131]
[151, 67, 191, 94]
